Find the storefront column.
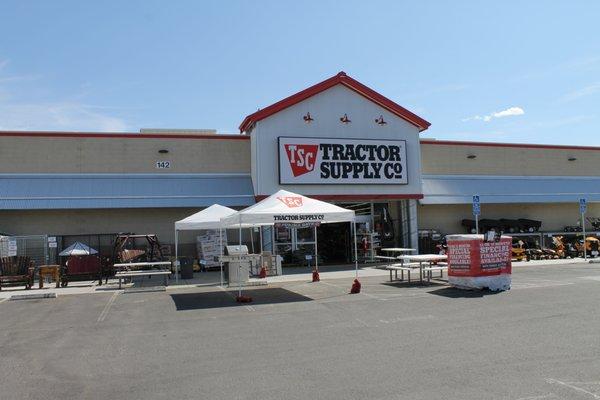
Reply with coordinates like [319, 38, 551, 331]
[409, 199, 419, 253]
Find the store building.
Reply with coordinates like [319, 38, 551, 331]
[0, 72, 599, 264]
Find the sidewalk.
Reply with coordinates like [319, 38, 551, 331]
[0, 257, 596, 300]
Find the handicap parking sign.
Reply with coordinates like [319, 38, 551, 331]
[472, 195, 481, 216]
[580, 198, 587, 214]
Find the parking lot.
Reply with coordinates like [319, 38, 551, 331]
[2, 262, 600, 400]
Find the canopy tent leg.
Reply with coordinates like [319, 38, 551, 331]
[174, 229, 179, 284]
[238, 217, 243, 297]
[314, 225, 318, 272]
[219, 227, 224, 287]
[353, 220, 359, 278]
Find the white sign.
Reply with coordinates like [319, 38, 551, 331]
[8, 240, 17, 256]
[156, 161, 171, 169]
[48, 236, 56, 242]
[278, 137, 408, 185]
[48, 242, 57, 248]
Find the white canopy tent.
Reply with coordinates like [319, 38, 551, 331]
[174, 204, 238, 285]
[221, 190, 359, 276]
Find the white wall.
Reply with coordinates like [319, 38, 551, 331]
[251, 84, 423, 196]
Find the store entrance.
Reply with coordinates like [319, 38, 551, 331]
[274, 225, 316, 265]
[317, 223, 352, 264]
[262, 200, 410, 267]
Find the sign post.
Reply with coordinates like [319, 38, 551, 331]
[580, 198, 587, 260]
[472, 195, 481, 234]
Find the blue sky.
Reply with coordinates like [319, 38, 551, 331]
[0, 1, 599, 145]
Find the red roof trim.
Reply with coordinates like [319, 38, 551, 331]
[420, 139, 600, 151]
[0, 131, 250, 140]
[255, 194, 423, 202]
[239, 71, 431, 133]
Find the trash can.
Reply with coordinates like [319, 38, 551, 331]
[179, 257, 194, 280]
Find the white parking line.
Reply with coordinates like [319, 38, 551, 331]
[379, 315, 435, 324]
[97, 292, 119, 323]
[515, 394, 554, 400]
[546, 378, 600, 399]
[0, 298, 7, 305]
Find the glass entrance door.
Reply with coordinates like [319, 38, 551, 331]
[274, 225, 316, 264]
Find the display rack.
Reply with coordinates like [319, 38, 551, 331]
[356, 231, 380, 263]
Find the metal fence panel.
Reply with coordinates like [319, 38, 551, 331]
[0, 235, 53, 266]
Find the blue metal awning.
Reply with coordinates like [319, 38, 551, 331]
[421, 175, 600, 204]
[0, 174, 255, 210]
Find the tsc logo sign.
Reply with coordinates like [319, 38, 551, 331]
[278, 137, 408, 185]
[284, 144, 318, 177]
[277, 196, 303, 208]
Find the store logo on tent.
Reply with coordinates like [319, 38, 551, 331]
[277, 196, 303, 208]
[284, 144, 318, 177]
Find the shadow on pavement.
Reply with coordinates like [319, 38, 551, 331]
[170, 287, 312, 310]
[428, 287, 504, 298]
[380, 280, 447, 288]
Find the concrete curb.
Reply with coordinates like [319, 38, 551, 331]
[124, 286, 166, 294]
[10, 293, 57, 301]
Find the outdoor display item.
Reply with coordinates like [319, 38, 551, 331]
[461, 218, 542, 234]
[112, 234, 165, 264]
[0, 256, 35, 290]
[587, 217, 600, 230]
[583, 237, 600, 258]
[446, 234, 512, 291]
[511, 239, 530, 261]
[58, 242, 104, 286]
[196, 230, 227, 270]
[564, 225, 583, 233]
[517, 219, 542, 232]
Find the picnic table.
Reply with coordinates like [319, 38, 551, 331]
[380, 248, 416, 254]
[112, 261, 173, 289]
[397, 254, 448, 283]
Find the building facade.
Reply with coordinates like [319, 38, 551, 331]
[1, 72, 599, 263]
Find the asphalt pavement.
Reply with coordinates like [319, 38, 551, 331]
[2, 262, 600, 400]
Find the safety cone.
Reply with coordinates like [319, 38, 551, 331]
[259, 265, 267, 279]
[312, 269, 320, 282]
[350, 279, 361, 294]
